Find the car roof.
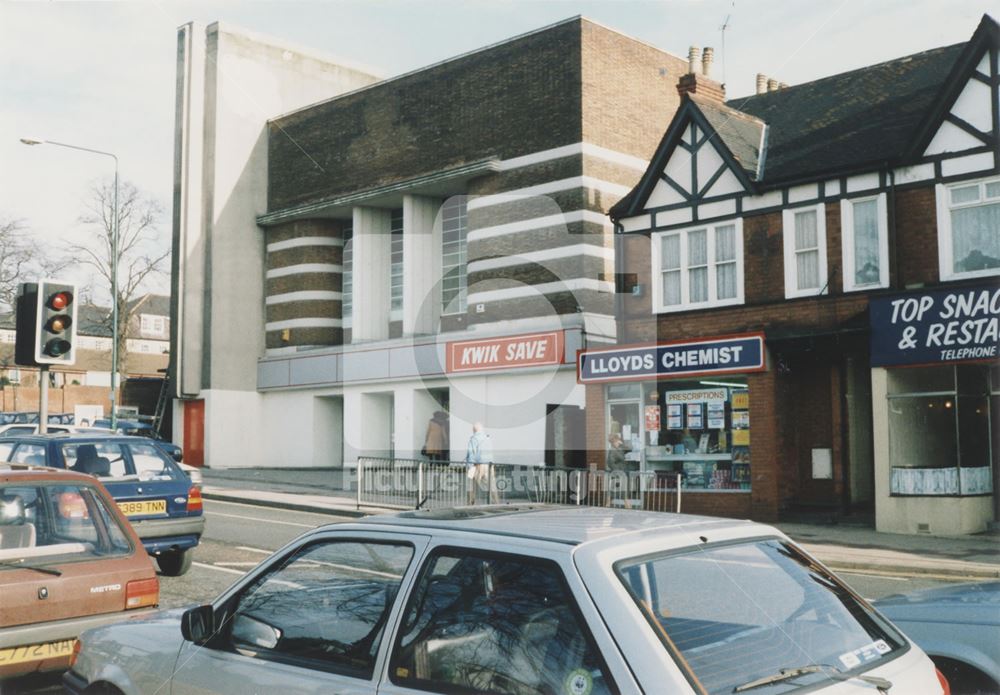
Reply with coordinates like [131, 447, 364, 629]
[351, 504, 766, 547]
[0, 433, 154, 444]
[0, 465, 104, 485]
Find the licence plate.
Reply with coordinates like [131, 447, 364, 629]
[0, 639, 76, 666]
[117, 499, 167, 517]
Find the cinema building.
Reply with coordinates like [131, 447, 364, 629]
[170, 19, 688, 469]
[581, 17, 1000, 533]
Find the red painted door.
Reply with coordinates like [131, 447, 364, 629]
[183, 399, 205, 467]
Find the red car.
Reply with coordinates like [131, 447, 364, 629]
[0, 465, 159, 682]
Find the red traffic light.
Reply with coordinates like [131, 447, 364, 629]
[49, 291, 72, 310]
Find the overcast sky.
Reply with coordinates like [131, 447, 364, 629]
[0, 0, 995, 299]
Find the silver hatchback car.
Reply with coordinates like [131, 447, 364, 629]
[65, 506, 948, 695]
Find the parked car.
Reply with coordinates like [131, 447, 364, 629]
[875, 582, 1000, 694]
[65, 506, 948, 695]
[87, 420, 199, 484]
[0, 464, 159, 682]
[0, 434, 204, 576]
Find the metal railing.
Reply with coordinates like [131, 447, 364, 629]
[356, 457, 682, 513]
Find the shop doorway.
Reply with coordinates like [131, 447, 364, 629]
[607, 383, 642, 463]
[314, 396, 344, 468]
[544, 404, 585, 468]
[182, 399, 204, 468]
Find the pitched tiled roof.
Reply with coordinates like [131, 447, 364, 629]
[725, 42, 965, 185]
[692, 95, 765, 180]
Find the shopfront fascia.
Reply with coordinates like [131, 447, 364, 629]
[870, 284, 1000, 534]
[579, 334, 767, 513]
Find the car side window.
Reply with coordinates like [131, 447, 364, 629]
[390, 548, 616, 695]
[225, 540, 414, 679]
[10, 444, 47, 466]
[0, 442, 15, 461]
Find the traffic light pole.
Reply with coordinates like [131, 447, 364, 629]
[39, 365, 49, 434]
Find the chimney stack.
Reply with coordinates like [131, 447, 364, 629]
[677, 44, 725, 103]
[687, 46, 701, 75]
[756, 73, 767, 95]
[767, 78, 779, 92]
[701, 47, 714, 78]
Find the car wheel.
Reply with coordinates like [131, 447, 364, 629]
[934, 657, 1000, 695]
[157, 549, 194, 576]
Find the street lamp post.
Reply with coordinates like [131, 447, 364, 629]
[20, 137, 120, 429]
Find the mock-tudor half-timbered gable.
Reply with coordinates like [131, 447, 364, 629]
[588, 15, 999, 535]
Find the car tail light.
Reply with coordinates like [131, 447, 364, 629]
[68, 639, 82, 668]
[187, 485, 203, 513]
[936, 668, 951, 695]
[125, 577, 159, 609]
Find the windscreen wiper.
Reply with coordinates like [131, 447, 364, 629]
[734, 663, 891, 693]
[0, 559, 63, 576]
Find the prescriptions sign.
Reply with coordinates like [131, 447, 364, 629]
[870, 285, 1000, 367]
[577, 334, 765, 383]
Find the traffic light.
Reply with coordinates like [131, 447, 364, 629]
[34, 280, 78, 365]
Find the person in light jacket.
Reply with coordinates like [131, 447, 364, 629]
[465, 422, 496, 504]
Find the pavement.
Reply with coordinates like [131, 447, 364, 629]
[199, 466, 1000, 581]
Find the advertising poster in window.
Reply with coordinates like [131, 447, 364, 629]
[733, 429, 750, 446]
[644, 405, 661, 432]
[707, 403, 726, 429]
[667, 404, 683, 429]
[732, 411, 750, 429]
[732, 391, 749, 410]
[686, 403, 703, 429]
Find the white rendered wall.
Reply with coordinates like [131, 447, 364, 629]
[352, 207, 392, 342]
[402, 195, 442, 335]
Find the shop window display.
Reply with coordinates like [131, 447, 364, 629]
[887, 364, 995, 495]
[606, 379, 751, 492]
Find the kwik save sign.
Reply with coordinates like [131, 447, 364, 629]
[446, 331, 565, 373]
[870, 284, 1000, 367]
[577, 334, 766, 383]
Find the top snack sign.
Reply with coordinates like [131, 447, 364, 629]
[870, 285, 1000, 367]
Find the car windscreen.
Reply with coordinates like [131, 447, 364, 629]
[616, 538, 906, 695]
[125, 442, 184, 481]
[0, 483, 131, 566]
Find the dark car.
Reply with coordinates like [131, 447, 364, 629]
[0, 465, 159, 682]
[0, 434, 204, 576]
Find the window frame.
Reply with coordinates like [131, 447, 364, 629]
[840, 193, 889, 292]
[651, 218, 745, 314]
[782, 203, 829, 299]
[342, 221, 354, 329]
[390, 208, 404, 322]
[936, 177, 1000, 282]
[440, 197, 469, 317]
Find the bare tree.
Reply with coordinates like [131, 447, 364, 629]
[67, 179, 169, 386]
[0, 216, 63, 308]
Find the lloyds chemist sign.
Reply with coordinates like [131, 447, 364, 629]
[577, 333, 766, 383]
[870, 284, 1000, 367]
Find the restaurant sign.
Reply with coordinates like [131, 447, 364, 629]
[577, 334, 765, 383]
[870, 284, 1000, 367]
[446, 331, 565, 373]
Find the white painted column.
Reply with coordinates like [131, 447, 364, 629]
[343, 389, 363, 465]
[351, 207, 392, 342]
[402, 195, 442, 335]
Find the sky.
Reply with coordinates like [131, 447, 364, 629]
[1, 0, 995, 301]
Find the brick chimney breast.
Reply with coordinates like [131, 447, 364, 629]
[676, 73, 726, 102]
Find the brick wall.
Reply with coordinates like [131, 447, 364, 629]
[894, 186, 940, 286]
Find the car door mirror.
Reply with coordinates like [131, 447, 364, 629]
[231, 614, 282, 650]
[181, 604, 215, 644]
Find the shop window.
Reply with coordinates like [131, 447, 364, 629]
[887, 364, 994, 495]
[936, 177, 1000, 281]
[342, 221, 354, 328]
[390, 208, 404, 321]
[840, 194, 889, 291]
[652, 220, 744, 313]
[782, 204, 828, 298]
[441, 196, 468, 315]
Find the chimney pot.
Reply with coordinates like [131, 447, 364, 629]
[767, 78, 779, 92]
[779, 82, 789, 90]
[701, 47, 714, 77]
[688, 46, 701, 75]
[756, 73, 767, 95]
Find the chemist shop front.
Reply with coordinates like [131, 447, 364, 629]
[869, 284, 1000, 535]
[580, 333, 782, 520]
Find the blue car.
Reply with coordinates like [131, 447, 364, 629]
[0, 433, 205, 576]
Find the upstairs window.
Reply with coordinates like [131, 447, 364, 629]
[652, 220, 744, 313]
[937, 177, 1000, 281]
[783, 204, 828, 298]
[390, 208, 404, 321]
[342, 221, 354, 328]
[841, 193, 889, 292]
[441, 197, 468, 315]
